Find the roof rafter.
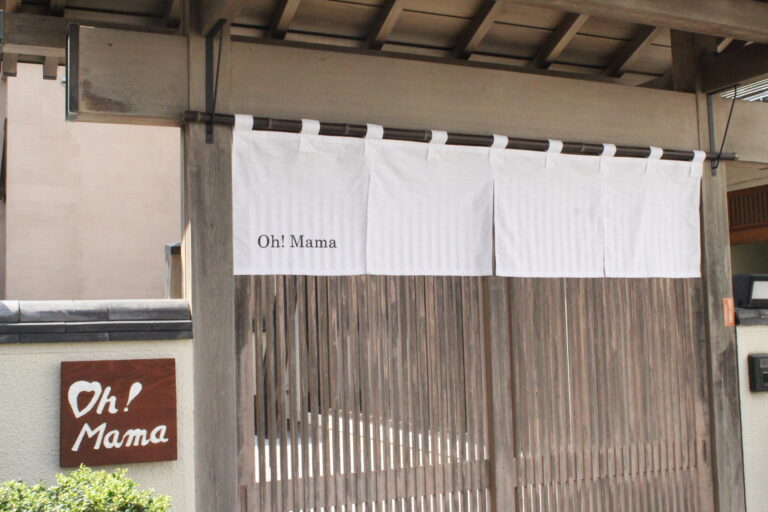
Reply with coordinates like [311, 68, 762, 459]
[528, 12, 588, 68]
[452, 0, 504, 59]
[48, 0, 65, 16]
[267, 0, 302, 40]
[602, 25, 661, 77]
[701, 42, 768, 93]
[198, 0, 248, 36]
[164, 0, 181, 29]
[366, 0, 405, 50]
[505, 0, 768, 43]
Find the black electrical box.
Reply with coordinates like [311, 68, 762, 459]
[748, 354, 768, 392]
[733, 274, 768, 308]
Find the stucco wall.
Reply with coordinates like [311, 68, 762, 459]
[4, 63, 181, 299]
[737, 325, 768, 512]
[0, 339, 194, 511]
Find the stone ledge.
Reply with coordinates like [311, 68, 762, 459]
[0, 300, 192, 344]
[737, 308, 768, 325]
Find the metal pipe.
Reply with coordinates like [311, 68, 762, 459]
[183, 110, 738, 162]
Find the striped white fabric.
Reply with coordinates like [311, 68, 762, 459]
[365, 137, 494, 276]
[232, 117, 703, 278]
[232, 117, 370, 275]
[604, 154, 703, 278]
[494, 149, 605, 277]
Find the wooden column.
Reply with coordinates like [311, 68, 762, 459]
[672, 30, 747, 512]
[181, 3, 239, 511]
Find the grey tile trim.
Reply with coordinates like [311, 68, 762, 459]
[0, 322, 66, 333]
[17, 332, 110, 343]
[152, 320, 193, 331]
[65, 321, 155, 333]
[0, 301, 20, 323]
[0, 300, 193, 344]
[20, 301, 109, 322]
[107, 300, 191, 321]
[108, 330, 193, 341]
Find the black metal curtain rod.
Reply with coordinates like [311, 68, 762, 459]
[184, 111, 737, 162]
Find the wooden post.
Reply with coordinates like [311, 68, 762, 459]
[672, 30, 747, 512]
[181, 3, 239, 510]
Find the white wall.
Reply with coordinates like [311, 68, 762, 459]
[4, 63, 181, 300]
[0, 339, 194, 511]
[737, 325, 768, 512]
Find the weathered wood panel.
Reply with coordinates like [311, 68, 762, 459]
[239, 275, 714, 511]
[67, 25, 188, 125]
[246, 275, 490, 510]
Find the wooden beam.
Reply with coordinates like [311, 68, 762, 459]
[66, 25, 188, 125]
[198, 0, 248, 36]
[267, 0, 302, 40]
[507, 0, 768, 44]
[452, 0, 504, 59]
[48, 0, 65, 16]
[230, 41, 701, 149]
[366, 0, 405, 50]
[701, 42, 768, 93]
[528, 12, 588, 69]
[2, 0, 20, 13]
[164, 0, 182, 29]
[42, 55, 57, 79]
[0, 12, 67, 59]
[602, 25, 661, 77]
[672, 30, 748, 512]
[639, 71, 672, 89]
[1, 53, 17, 77]
[717, 37, 734, 53]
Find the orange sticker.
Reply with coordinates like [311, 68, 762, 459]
[723, 297, 735, 327]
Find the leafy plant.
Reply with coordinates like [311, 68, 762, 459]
[0, 465, 171, 512]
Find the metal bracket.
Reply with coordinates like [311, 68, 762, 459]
[706, 94, 718, 177]
[205, 19, 226, 144]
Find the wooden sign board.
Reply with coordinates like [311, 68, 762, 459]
[60, 358, 177, 467]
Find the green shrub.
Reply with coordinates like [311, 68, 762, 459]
[0, 465, 171, 512]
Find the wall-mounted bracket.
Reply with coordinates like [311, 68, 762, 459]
[205, 19, 226, 144]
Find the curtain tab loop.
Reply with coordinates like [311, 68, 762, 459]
[300, 119, 321, 152]
[233, 114, 254, 132]
[428, 130, 448, 160]
[690, 150, 706, 178]
[546, 139, 563, 169]
[600, 143, 616, 174]
[645, 146, 663, 172]
[489, 134, 508, 164]
[364, 123, 384, 156]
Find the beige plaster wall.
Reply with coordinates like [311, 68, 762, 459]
[4, 63, 181, 300]
[0, 339, 194, 511]
[737, 325, 768, 512]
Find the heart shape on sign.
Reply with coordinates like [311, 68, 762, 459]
[68, 380, 102, 418]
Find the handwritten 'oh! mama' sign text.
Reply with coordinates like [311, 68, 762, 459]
[60, 359, 177, 467]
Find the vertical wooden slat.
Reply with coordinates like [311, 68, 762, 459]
[486, 276, 516, 512]
[307, 277, 322, 511]
[254, 278, 268, 511]
[236, 276, 256, 512]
